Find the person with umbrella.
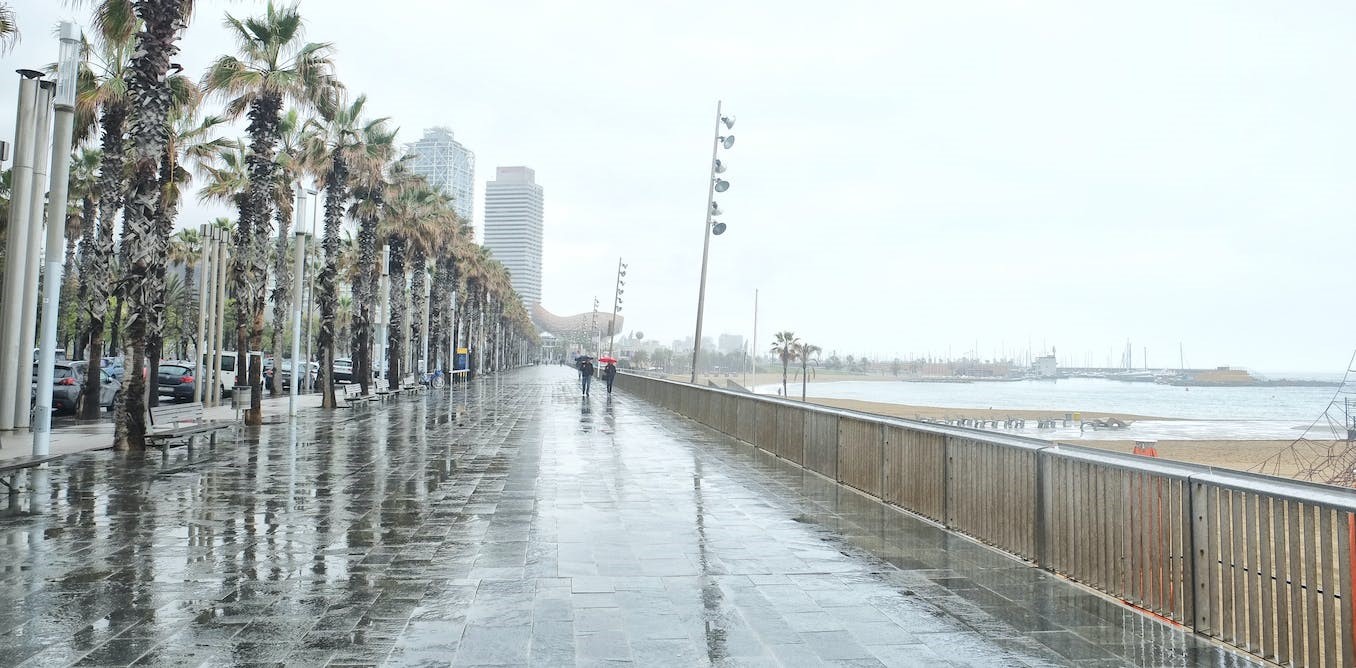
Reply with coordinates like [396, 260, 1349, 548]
[576, 355, 596, 397]
[599, 356, 619, 395]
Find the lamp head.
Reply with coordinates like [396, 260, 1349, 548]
[54, 22, 80, 108]
[714, 179, 729, 193]
[710, 201, 723, 216]
[713, 159, 726, 174]
[711, 222, 727, 236]
[720, 135, 735, 149]
[721, 114, 736, 130]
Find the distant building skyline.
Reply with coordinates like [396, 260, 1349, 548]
[718, 334, 745, 355]
[405, 127, 475, 223]
[483, 166, 544, 311]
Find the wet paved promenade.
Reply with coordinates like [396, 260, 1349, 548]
[0, 367, 1260, 667]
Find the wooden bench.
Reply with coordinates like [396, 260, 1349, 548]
[0, 454, 60, 496]
[146, 402, 233, 453]
[400, 374, 423, 395]
[340, 383, 378, 408]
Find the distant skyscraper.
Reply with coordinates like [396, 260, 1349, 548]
[718, 334, 745, 355]
[483, 166, 544, 309]
[406, 127, 475, 222]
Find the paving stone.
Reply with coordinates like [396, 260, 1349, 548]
[0, 368, 1268, 667]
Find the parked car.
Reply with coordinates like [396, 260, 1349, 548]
[201, 352, 238, 396]
[156, 361, 197, 403]
[333, 358, 354, 384]
[31, 360, 120, 415]
[102, 356, 125, 381]
[31, 348, 68, 362]
[277, 359, 319, 389]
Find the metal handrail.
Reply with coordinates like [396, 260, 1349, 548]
[619, 372, 1356, 667]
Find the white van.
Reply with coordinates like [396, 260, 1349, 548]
[202, 352, 238, 397]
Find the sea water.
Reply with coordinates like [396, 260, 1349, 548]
[749, 377, 1355, 442]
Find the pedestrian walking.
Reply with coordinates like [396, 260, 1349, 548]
[602, 362, 617, 395]
[578, 358, 595, 397]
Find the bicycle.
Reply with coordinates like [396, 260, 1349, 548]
[423, 368, 446, 388]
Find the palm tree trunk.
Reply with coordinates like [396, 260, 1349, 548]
[409, 249, 426, 374]
[146, 143, 175, 409]
[240, 92, 282, 424]
[782, 360, 789, 397]
[317, 152, 347, 409]
[115, 0, 183, 450]
[180, 260, 194, 361]
[387, 236, 406, 390]
[427, 255, 443, 372]
[231, 195, 251, 416]
[802, 352, 808, 401]
[353, 212, 378, 394]
[269, 200, 292, 395]
[82, 104, 125, 420]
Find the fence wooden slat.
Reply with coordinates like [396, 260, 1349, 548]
[619, 373, 1356, 668]
[1341, 511, 1355, 668]
[1257, 494, 1275, 660]
[1304, 502, 1321, 667]
[1321, 505, 1336, 668]
[1276, 498, 1293, 665]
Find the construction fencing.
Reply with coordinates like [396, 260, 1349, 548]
[618, 372, 1356, 668]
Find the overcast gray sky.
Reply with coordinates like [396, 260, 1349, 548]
[6, 0, 1355, 371]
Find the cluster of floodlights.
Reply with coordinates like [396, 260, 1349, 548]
[709, 116, 735, 235]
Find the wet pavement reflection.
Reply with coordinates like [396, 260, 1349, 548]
[0, 367, 1261, 666]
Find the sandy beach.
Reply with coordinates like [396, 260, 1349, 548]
[803, 396, 1308, 478]
[806, 397, 1165, 422]
[678, 371, 895, 387]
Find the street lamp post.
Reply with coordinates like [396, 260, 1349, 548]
[288, 184, 309, 416]
[33, 23, 81, 455]
[193, 223, 213, 404]
[17, 80, 55, 426]
[608, 258, 626, 357]
[0, 70, 44, 431]
[689, 101, 735, 383]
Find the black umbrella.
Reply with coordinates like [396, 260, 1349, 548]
[574, 355, 593, 362]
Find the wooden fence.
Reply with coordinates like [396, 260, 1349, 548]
[618, 372, 1356, 667]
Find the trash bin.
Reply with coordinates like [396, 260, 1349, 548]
[231, 385, 251, 412]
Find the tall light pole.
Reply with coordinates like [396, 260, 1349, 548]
[0, 69, 44, 431]
[608, 258, 626, 357]
[33, 23, 81, 455]
[18, 79, 55, 425]
[590, 296, 600, 358]
[749, 288, 758, 390]
[288, 184, 309, 416]
[689, 101, 735, 383]
[193, 223, 212, 403]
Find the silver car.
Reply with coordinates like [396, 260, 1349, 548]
[31, 361, 121, 415]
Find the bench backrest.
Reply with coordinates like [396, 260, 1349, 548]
[344, 383, 363, 397]
[150, 402, 205, 426]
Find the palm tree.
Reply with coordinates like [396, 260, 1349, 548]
[67, 148, 100, 360]
[771, 331, 800, 397]
[799, 343, 821, 401]
[345, 120, 398, 394]
[202, 0, 337, 424]
[378, 168, 444, 388]
[167, 228, 201, 359]
[74, 10, 136, 422]
[146, 78, 223, 406]
[113, 0, 193, 450]
[0, 3, 18, 53]
[267, 109, 309, 394]
[302, 95, 385, 408]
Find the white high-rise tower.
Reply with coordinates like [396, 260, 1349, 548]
[483, 166, 544, 309]
[406, 127, 475, 222]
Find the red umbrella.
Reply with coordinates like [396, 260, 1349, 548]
[599, 356, 618, 364]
